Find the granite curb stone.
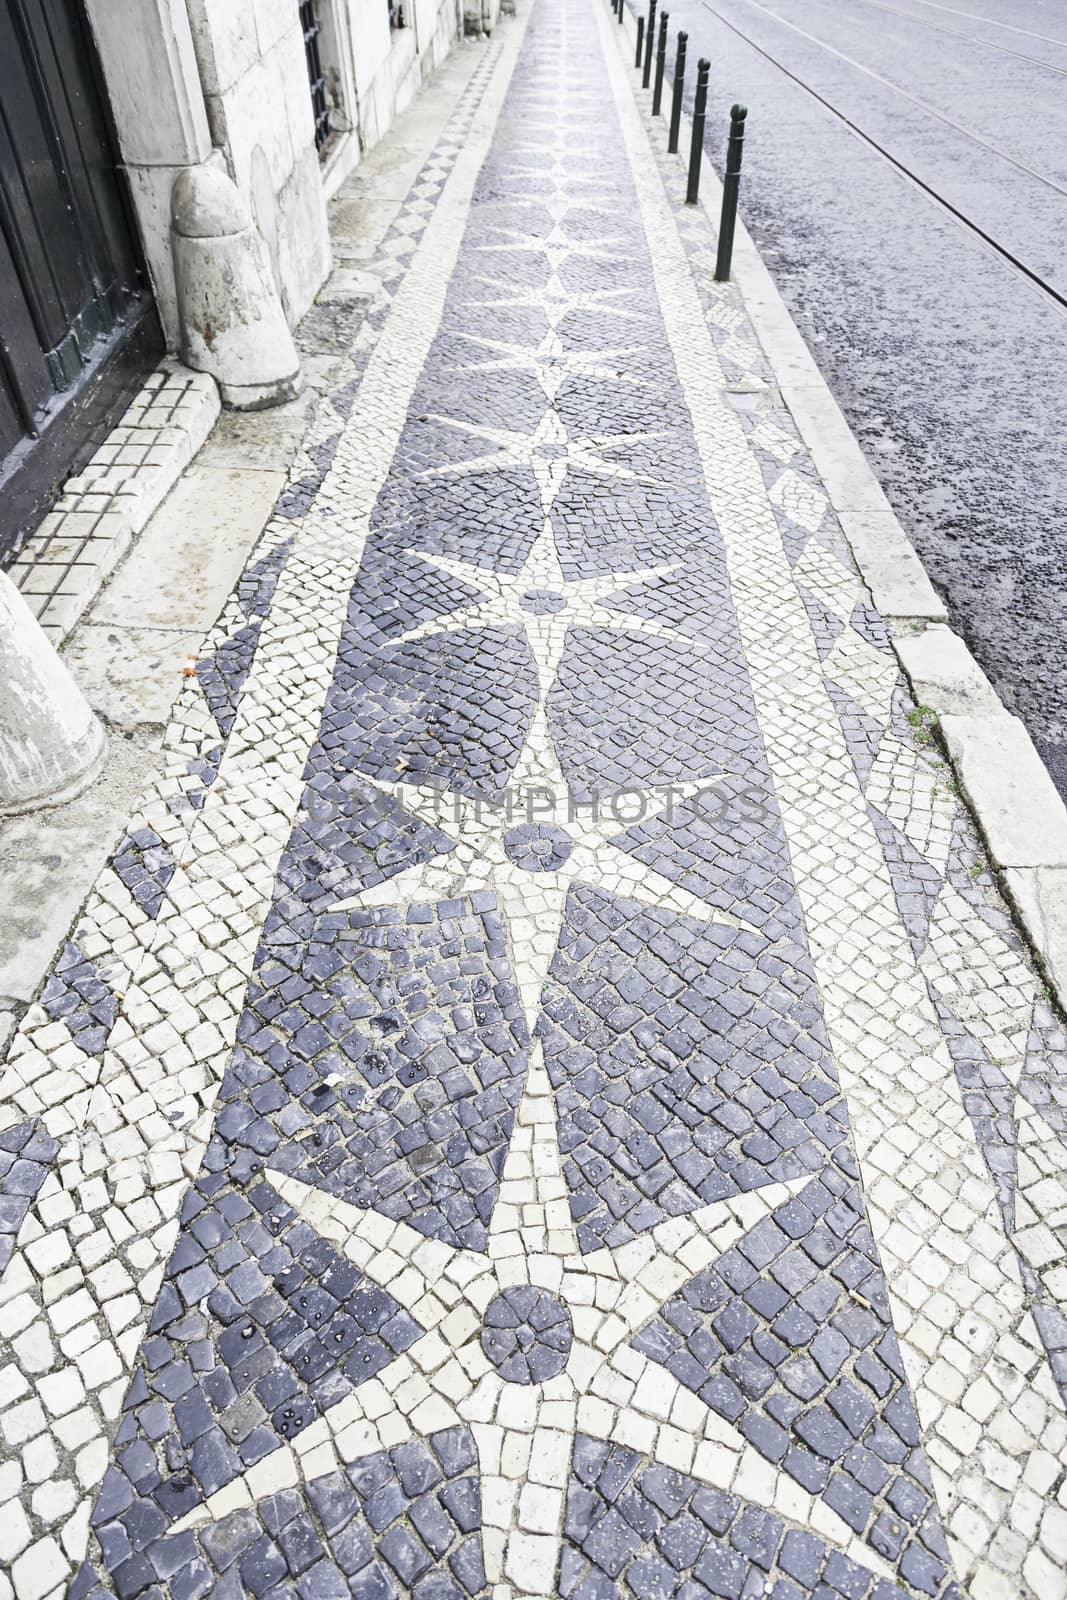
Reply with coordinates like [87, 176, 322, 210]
[1003, 866, 1067, 1007]
[939, 714, 1067, 869]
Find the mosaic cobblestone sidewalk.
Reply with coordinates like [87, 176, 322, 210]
[3, 3, 1067, 1598]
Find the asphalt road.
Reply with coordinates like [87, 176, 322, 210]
[637, 0, 1067, 794]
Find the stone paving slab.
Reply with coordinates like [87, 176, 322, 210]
[1, 3, 1067, 1598]
[8, 367, 220, 646]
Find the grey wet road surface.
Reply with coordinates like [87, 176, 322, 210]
[636, 0, 1067, 792]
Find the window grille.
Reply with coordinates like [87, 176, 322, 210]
[299, 0, 331, 154]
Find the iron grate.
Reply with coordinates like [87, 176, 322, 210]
[299, 0, 331, 154]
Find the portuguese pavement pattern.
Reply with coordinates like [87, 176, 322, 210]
[2, 2, 1067, 1598]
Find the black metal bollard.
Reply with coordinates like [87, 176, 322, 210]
[652, 11, 670, 116]
[643, 0, 656, 88]
[668, 29, 687, 151]
[715, 103, 748, 279]
[617, 0, 623, 22]
[686, 57, 710, 204]
[635, 14, 644, 67]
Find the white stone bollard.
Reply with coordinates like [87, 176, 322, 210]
[171, 158, 302, 410]
[0, 572, 106, 815]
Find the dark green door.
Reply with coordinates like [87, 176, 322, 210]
[0, 0, 162, 559]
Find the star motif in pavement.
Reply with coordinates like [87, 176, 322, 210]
[171, 1065, 898, 1600]
[337, 756, 738, 1032]
[335, 519, 736, 1030]
[422, 406, 662, 512]
[471, 220, 626, 274]
[460, 267, 649, 331]
[396, 515, 682, 654]
[484, 184, 622, 224]
[455, 328, 651, 402]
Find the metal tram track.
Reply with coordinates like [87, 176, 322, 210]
[852, 0, 1067, 82]
[693, 0, 1067, 318]
[711, 0, 1067, 201]
[894, 0, 1067, 56]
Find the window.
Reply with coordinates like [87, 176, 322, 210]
[299, 0, 332, 154]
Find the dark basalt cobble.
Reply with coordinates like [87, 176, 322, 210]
[39, 941, 119, 1056]
[1024, 1258, 1067, 1414]
[617, 772, 806, 942]
[412, 349, 550, 437]
[768, 491, 827, 572]
[541, 886, 846, 1253]
[503, 822, 574, 873]
[92, 1170, 424, 1541]
[231, 898, 528, 1253]
[825, 679, 886, 794]
[798, 585, 845, 664]
[373, 467, 543, 574]
[112, 826, 178, 920]
[534, 598, 800, 944]
[553, 373, 691, 452]
[943, 811, 1020, 947]
[547, 624, 764, 799]
[849, 602, 895, 656]
[76, 1426, 486, 1600]
[481, 1286, 573, 1384]
[520, 589, 568, 615]
[549, 475, 712, 581]
[340, 545, 492, 645]
[1021, 1000, 1067, 1154]
[0, 1118, 59, 1279]
[167, 744, 225, 818]
[308, 624, 538, 802]
[197, 623, 263, 741]
[561, 1434, 932, 1600]
[931, 987, 1016, 1238]
[632, 1171, 954, 1594]
[864, 803, 943, 959]
[238, 536, 295, 622]
[275, 774, 456, 922]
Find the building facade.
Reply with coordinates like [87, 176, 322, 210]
[0, 0, 495, 562]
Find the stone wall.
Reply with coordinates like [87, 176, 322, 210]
[318, 0, 466, 196]
[82, 0, 475, 354]
[183, 0, 331, 325]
